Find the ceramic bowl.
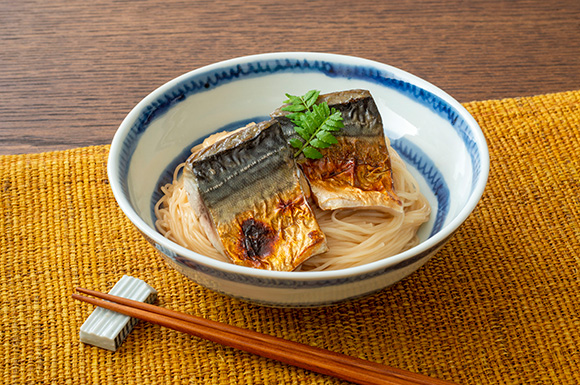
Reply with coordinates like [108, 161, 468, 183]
[108, 52, 489, 307]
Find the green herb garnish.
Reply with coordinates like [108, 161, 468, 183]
[282, 90, 344, 159]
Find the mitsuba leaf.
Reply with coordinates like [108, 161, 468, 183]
[316, 130, 338, 144]
[303, 90, 320, 109]
[310, 103, 326, 123]
[320, 110, 344, 132]
[299, 113, 319, 134]
[310, 138, 332, 149]
[289, 138, 303, 149]
[295, 126, 311, 141]
[285, 112, 303, 125]
[303, 147, 323, 159]
[319, 102, 331, 116]
[282, 104, 307, 112]
[282, 90, 343, 159]
[283, 93, 302, 105]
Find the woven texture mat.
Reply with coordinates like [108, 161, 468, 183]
[1, 90, 579, 384]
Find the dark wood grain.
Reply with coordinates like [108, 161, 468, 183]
[1, 0, 579, 155]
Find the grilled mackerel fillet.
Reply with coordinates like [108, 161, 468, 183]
[272, 89, 403, 213]
[183, 120, 327, 271]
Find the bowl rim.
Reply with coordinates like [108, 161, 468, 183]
[108, 51, 489, 281]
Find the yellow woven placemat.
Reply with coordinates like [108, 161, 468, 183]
[1, 90, 579, 384]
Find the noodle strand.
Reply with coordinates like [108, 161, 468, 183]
[154, 139, 430, 271]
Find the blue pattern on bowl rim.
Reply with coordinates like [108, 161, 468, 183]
[110, 54, 488, 306]
[116, 57, 482, 201]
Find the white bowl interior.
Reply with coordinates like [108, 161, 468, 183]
[110, 53, 488, 279]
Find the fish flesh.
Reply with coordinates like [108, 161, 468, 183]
[183, 120, 327, 271]
[271, 89, 403, 213]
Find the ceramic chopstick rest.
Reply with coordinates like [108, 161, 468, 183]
[79, 275, 157, 351]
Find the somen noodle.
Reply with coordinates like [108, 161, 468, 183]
[154, 132, 430, 271]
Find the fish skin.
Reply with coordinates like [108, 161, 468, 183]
[183, 120, 327, 271]
[271, 89, 403, 213]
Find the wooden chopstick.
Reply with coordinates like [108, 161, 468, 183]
[73, 288, 456, 385]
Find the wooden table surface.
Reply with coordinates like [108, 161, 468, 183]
[1, 0, 579, 155]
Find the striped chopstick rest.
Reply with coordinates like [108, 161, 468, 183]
[79, 275, 157, 351]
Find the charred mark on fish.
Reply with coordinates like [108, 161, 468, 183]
[240, 218, 277, 263]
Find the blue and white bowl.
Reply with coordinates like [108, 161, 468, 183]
[108, 52, 489, 307]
